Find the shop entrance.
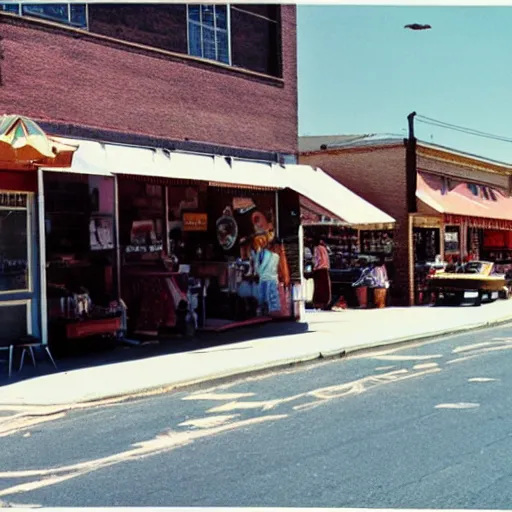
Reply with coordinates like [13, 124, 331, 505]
[0, 191, 40, 343]
[413, 226, 441, 305]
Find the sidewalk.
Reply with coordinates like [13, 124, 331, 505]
[1, 300, 512, 407]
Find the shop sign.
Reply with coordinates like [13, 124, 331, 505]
[0, 192, 27, 209]
[183, 212, 208, 231]
[232, 197, 256, 214]
[125, 243, 163, 254]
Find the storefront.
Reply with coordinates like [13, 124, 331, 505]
[116, 175, 294, 335]
[43, 169, 122, 352]
[0, 177, 39, 344]
[299, 176, 396, 309]
[103, 145, 300, 336]
[1, 130, 396, 344]
[411, 171, 512, 305]
[0, 116, 81, 353]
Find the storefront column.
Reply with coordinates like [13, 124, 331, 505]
[37, 168, 48, 345]
[439, 223, 445, 261]
[114, 175, 122, 301]
[275, 191, 280, 238]
[460, 219, 468, 259]
[164, 184, 170, 256]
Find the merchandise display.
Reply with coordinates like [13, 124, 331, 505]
[44, 173, 121, 349]
[119, 181, 293, 336]
[303, 225, 395, 309]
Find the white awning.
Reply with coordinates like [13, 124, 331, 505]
[283, 164, 395, 226]
[40, 138, 112, 177]
[104, 144, 286, 189]
[39, 138, 394, 226]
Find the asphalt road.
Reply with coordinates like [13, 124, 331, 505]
[2, 324, 512, 508]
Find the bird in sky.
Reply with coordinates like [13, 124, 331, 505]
[404, 23, 432, 30]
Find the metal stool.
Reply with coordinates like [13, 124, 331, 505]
[17, 336, 57, 373]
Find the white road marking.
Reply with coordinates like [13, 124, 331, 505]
[453, 341, 502, 354]
[435, 403, 480, 409]
[413, 363, 440, 370]
[0, 415, 288, 498]
[373, 354, 443, 361]
[178, 415, 240, 429]
[182, 392, 256, 401]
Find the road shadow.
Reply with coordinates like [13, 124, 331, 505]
[0, 320, 310, 388]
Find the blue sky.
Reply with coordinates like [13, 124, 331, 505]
[297, 5, 512, 162]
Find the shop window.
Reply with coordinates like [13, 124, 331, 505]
[1, 3, 88, 29]
[444, 226, 460, 255]
[0, 2, 19, 14]
[118, 180, 165, 265]
[187, 4, 230, 65]
[230, 5, 281, 76]
[0, 193, 30, 294]
[44, 173, 116, 310]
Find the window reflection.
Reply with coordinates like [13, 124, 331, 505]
[0, 3, 19, 14]
[1, 2, 87, 28]
[187, 4, 230, 65]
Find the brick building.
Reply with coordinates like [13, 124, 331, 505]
[0, 3, 297, 159]
[0, 3, 305, 352]
[299, 135, 512, 307]
[0, 4, 397, 353]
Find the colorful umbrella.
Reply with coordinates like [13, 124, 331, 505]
[0, 115, 77, 168]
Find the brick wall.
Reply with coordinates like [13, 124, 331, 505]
[0, 5, 297, 154]
[300, 145, 412, 305]
[88, 4, 188, 55]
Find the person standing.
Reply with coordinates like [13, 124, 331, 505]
[312, 238, 331, 310]
[252, 237, 281, 315]
[372, 256, 390, 308]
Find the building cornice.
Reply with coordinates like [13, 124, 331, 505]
[417, 144, 512, 176]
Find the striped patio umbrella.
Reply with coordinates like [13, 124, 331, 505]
[0, 115, 77, 168]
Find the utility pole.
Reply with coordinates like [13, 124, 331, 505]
[406, 111, 418, 308]
[406, 111, 417, 213]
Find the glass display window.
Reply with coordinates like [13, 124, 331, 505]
[0, 192, 31, 294]
[44, 172, 116, 308]
[118, 179, 165, 263]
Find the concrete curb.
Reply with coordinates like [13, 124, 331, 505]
[343, 315, 512, 357]
[78, 313, 512, 405]
[3, 313, 512, 410]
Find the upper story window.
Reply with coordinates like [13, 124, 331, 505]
[0, 2, 88, 29]
[187, 5, 230, 65]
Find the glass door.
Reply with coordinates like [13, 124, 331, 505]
[0, 191, 38, 343]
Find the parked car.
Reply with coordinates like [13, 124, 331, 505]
[428, 261, 506, 306]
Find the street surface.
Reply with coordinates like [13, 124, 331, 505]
[2, 324, 512, 508]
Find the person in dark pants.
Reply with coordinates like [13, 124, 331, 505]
[312, 238, 331, 310]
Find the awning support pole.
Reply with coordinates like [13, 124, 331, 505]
[164, 184, 170, 256]
[275, 190, 280, 238]
[37, 168, 48, 346]
[298, 223, 306, 322]
[114, 175, 121, 301]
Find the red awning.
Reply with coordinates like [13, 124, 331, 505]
[416, 172, 512, 229]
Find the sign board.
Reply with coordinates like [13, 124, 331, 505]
[183, 212, 208, 231]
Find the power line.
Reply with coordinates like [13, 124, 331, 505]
[416, 114, 512, 144]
